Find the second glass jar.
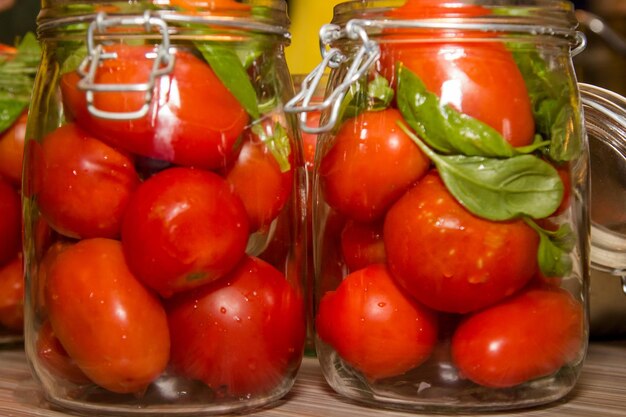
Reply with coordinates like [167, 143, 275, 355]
[294, 0, 595, 412]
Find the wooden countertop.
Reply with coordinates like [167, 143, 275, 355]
[1, 340, 625, 416]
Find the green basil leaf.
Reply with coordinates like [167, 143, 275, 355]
[252, 122, 291, 173]
[397, 64, 534, 158]
[0, 32, 39, 133]
[0, 98, 28, 134]
[398, 121, 564, 221]
[367, 74, 394, 110]
[509, 45, 582, 162]
[59, 44, 87, 75]
[196, 43, 259, 119]
[336, 74, 394, 127]
[336, 80, 368, 124]
[525, 219, 574, 277]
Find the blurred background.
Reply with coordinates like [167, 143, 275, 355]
[0, 0, 623, 95]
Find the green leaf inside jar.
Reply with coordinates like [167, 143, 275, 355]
[397, 122, 564, 222]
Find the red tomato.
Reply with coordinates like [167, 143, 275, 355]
[316, 264, 438, 381]
[319, 108, 430, 222]
[36, 123, 140, 239]
[0, 254, 23, 331]
[36, 321, 90, 384]
[0, 177, 21, 266]
[61, 45, 248, 169]
[384, 171, 538, 313]
[340, 219, 386, 272]
[225, 126, 293, 232]
[0, 111, 27, 185]
[451, 286, 584, 388]
[0, 44, 17, 54]
[121, 167, 249, 297]
[167, 256, 305, 397]
[380, 3, 535, 148]
[46, 238, 170, 393]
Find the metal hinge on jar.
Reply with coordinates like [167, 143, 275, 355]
[285, 17, 586, 134]
[77, 11, 175, 120]
[285, 22, 380, 134]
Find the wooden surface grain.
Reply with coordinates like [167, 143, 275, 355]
[0, 340, 625, 416]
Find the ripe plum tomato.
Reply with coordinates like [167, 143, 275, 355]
[36, 123, 140, 239]
[340, 219, 386, 272]
[452, 286, 584, 388]
[45, 238, 170, 394]
[319, 108, 430, 222]
[36, 321, 90, 384]
[0, 111, 27, 185]
[0, 177, 20, 266]
[380, 2, 534, 148]
[167, 256, 305, 397]
[384, 171, 538, 313]
[61, 45, 248, 169]
[0, 255, 23, 331]
[316, 264, 438, 381]
[225, 125, 293, 232]
[121, 167, 249, 297]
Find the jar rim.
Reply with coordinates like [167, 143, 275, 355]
[330, 0, 580, 48]
[37, 0, 290, 37]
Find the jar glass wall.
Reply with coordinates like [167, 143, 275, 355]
[23, 1, 306, 414]
[302, 0, 595, 412]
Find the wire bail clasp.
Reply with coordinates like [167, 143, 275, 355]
[77, 11, 175, 120]
[285, 21, 380, 134]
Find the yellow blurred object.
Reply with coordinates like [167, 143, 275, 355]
[286, 0, 343, 74]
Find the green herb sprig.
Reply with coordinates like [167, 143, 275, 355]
[525, 219, 575, 278]
[397, 121, 563, 221]
[0, 32, 41, 134]
[396, 64, 548, 157]
[509, 45, 582, 162]
[395, 64, 571, 276]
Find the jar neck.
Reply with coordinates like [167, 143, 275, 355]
[330, 0, 580, 51]
[37, 0, 290, 42]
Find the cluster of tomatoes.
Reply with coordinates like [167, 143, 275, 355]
[314, 0, 584, 390]
[29, 44, 304, 397]
[0, 110, 27, 338]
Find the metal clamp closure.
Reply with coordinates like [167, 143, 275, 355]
[77, 11, 175, 120]
[285, 22, 380, 134]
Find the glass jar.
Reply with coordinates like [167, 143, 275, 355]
[288, 0, 626, 412]
[23, 1, 306, 414]
[0, 33, 39, 346]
